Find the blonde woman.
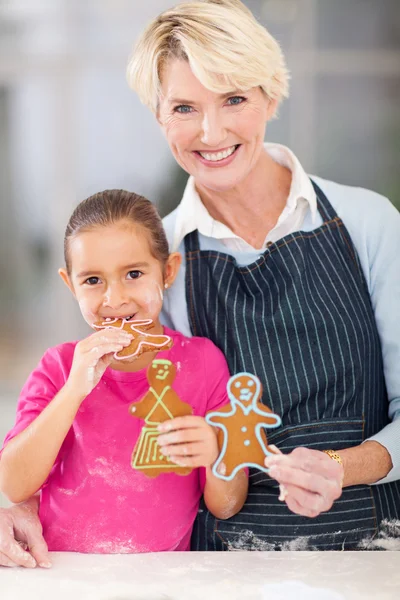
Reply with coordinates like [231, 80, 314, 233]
[1, 0, 399, 562]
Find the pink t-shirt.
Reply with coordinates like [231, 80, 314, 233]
[2, 328, 230, 554]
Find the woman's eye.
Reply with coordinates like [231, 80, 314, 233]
[227, 96, 246, 106]
[174, 105, 193, 114]
[127, 270, 142, 280]
[84, 277, 100, 285]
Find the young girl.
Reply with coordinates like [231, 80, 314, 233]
[0, 189, 248, 554]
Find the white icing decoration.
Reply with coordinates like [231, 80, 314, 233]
[92, 318, 172, 360]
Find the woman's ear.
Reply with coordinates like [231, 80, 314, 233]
[58, 268, 76, 297]
[163, 252, 182, 289]
[266, 97, 278, 121]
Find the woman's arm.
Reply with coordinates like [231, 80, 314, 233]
[327, 183, 400, 483]
[263, 440, 392, 519]
[337, 440, 392, 487]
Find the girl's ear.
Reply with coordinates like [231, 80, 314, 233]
[58, 268, 76, 297]
[164, 252, 182, 289]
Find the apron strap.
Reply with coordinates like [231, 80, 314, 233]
[185, 229, 201, 253]
[311, 178, 339, 222]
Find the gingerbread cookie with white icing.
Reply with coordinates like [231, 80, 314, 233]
[93, 318, 173, 360]
[130, 359, 193, 477]
[206, 372, 282, 481]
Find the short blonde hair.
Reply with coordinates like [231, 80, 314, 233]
[126, 0, 290, 114]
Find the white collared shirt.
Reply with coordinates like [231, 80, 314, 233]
[172, 143, 318, 253]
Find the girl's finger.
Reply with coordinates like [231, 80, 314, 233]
[158, 428, 208, 447]
[216, 462, 227, 476]
[160, 442, 204, 458]
[168, 455, 199, 468]
[81, 329, 132, 350]
[87, 343, 125, 361]
[157, 416, 203, 433]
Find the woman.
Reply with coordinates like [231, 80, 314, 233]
[1, 0, 399, 563]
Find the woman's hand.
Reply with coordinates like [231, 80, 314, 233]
[265, 446, 343, 518]
[67, 328, 133, 399]
[157, 416, 219, 468]
[0, 497, 50, 568]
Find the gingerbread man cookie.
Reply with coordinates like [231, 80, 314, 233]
[205, 372, 281, 481]
[93, 318, 173, 360]
[129, 359, 193, 477]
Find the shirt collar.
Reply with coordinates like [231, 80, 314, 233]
[171, 142, 318, 252]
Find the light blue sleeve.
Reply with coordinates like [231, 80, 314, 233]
[161, 210, 192, 336]
[315, 178, 400, 484]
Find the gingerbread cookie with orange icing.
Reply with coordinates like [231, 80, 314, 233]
[130, 359, 193, 477]
[93, 318, 173, 360]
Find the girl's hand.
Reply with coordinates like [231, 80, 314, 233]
[157, 416, 219, 468]
[264, 446, 343, 518]
[66, 328, 133, 399]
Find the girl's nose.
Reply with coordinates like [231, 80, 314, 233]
[103, 284, 129, 309]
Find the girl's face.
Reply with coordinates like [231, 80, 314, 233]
[157, 59, 277, 193]
[59, 220, 180, 330]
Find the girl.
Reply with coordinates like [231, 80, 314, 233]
[0, 189, 248, 554]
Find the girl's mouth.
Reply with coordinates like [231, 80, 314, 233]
[103, 314, 136, 322]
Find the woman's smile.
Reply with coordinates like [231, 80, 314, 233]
[193, 144, 241, 167]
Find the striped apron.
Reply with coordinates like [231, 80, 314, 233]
[185, 180, 400, 551]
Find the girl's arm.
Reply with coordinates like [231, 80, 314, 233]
[157, 416, 248, 519]
[203, 466, 248, 519]
[0, 383, 87, 503]
[0, 328, 132, 504]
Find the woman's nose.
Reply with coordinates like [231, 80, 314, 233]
[200, 110, 227, 147]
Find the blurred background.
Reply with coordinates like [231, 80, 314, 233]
[0, 0, 399, 505]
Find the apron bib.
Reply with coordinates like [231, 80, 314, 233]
[185, 180, 400, 550]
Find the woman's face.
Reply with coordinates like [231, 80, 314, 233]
[158, 59, 276, 193]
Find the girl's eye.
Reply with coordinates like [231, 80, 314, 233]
[84, 277, 100, 285]
[174, 105, 193, 114]
[127, 270, 142, 280]
[227, 96, 246, 106]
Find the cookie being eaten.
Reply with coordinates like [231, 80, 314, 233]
[93, 318, 173, 360]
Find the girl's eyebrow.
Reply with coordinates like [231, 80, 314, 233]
[122, 262, 150, 270]
[76, 270, 100, 278]
[75, 263, 150, 279]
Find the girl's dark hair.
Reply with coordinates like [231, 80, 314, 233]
[64, 189, 169, 273]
